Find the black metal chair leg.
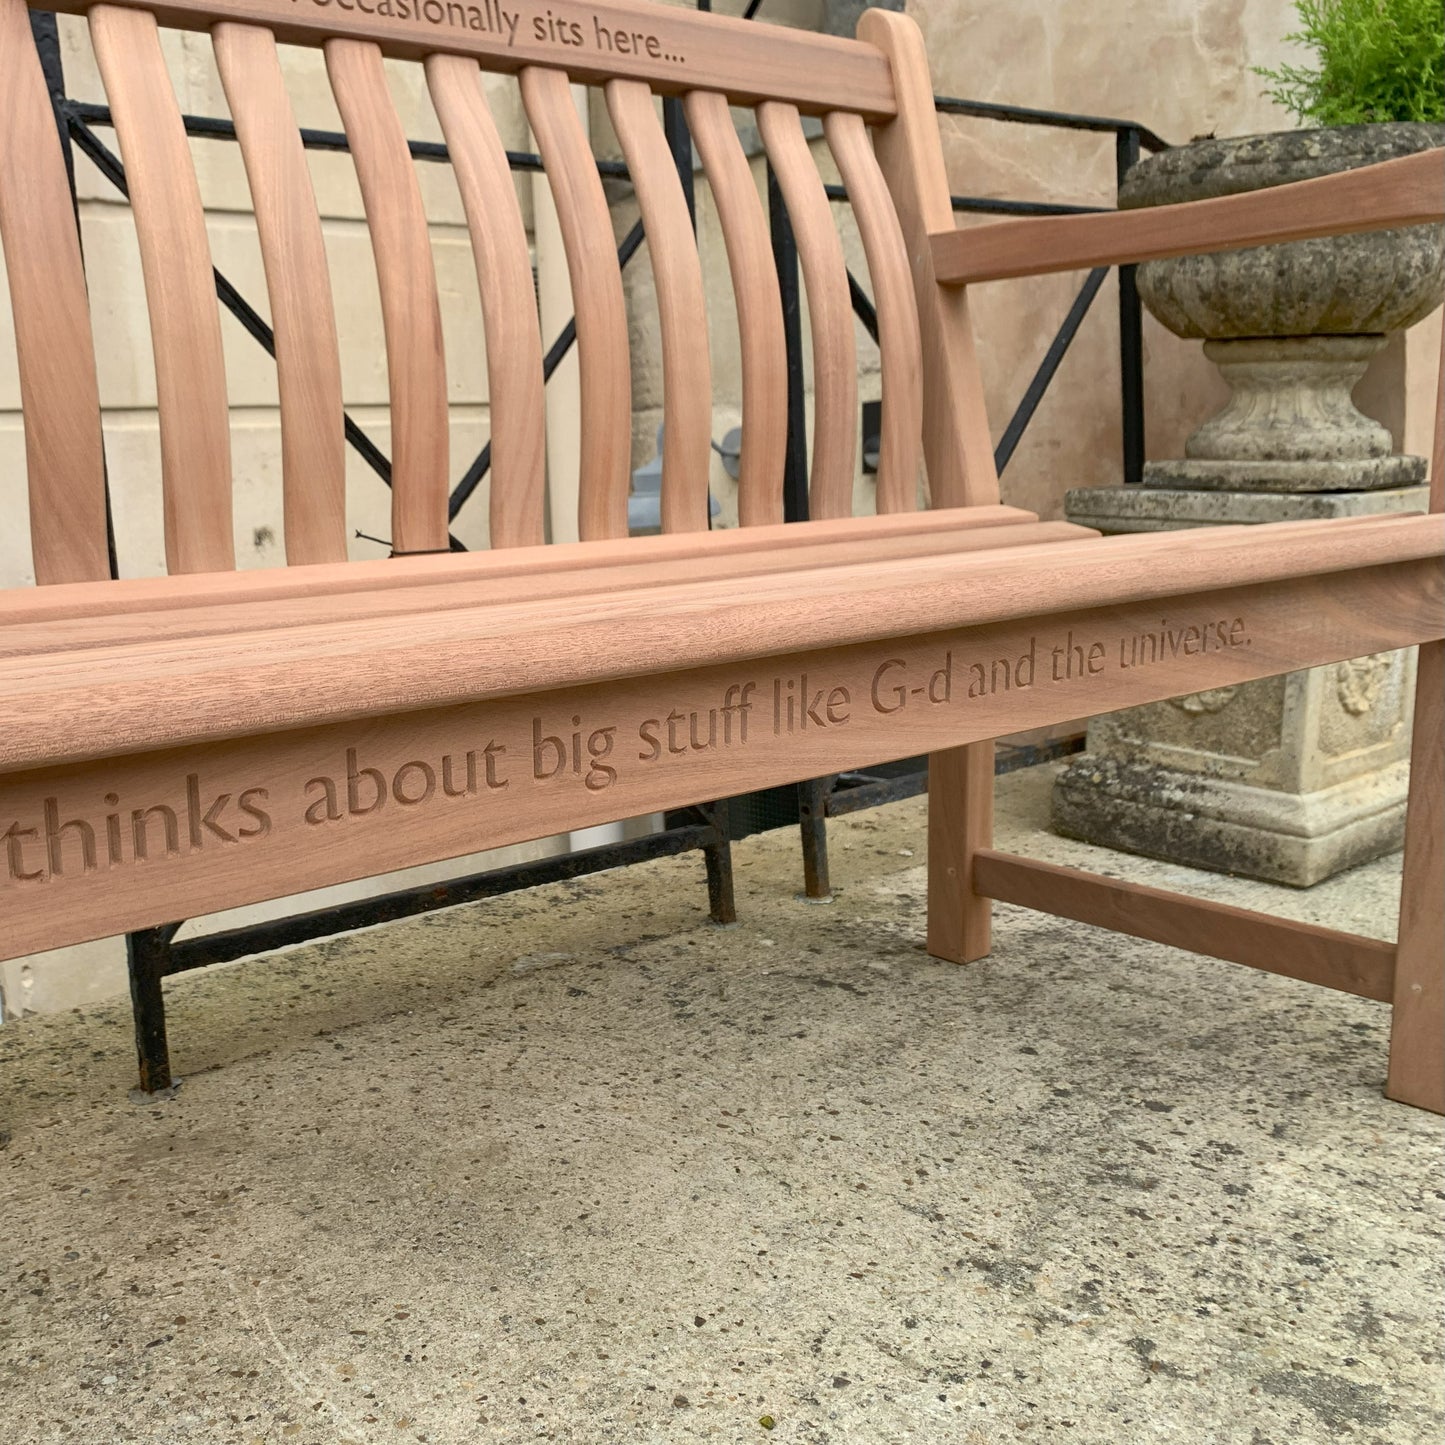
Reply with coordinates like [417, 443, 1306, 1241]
[127, 925, 179, 1094]
[699, 800, 737, 924]
[798, 776, 833, 900]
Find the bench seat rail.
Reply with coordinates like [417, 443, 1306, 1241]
[0, 513, 1439, 963]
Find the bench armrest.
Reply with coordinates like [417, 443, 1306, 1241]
[930, 148, 1445, 285]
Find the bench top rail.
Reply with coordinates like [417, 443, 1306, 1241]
[2, 0, 947, 578]
[42, 0, 901, 118]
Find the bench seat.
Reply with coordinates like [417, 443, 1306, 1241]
[2, 513, 1437, 772]
[0, 506, 1074, 635]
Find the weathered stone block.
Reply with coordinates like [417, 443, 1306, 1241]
[1056, 487, 1422, 885]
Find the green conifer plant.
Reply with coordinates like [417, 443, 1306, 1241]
[1256, 0, 1445, 125]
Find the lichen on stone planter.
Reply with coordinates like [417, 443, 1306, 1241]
[1127, 125, 1445, 337]
[1123, 122, 1444, 492]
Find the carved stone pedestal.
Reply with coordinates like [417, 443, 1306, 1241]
[1055, 121, 1443, 887]
[1055, 486, 1428, 886]
[1143, 336, 1426, 493]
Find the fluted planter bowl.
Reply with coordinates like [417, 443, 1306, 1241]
[1121, 123, 1445, 340]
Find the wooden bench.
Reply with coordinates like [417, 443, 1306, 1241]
[1, 0, 1441, 1110]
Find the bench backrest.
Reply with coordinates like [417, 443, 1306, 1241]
[0, 0, 997, 585]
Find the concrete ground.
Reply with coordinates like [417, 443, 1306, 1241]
[1, 763, 1440, 1445]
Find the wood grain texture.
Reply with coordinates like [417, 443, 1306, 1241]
[0, 0, 109, 585]
[685, 89, 786, 527]
[8, 0, 1440, 1110]
[522, 65, 631, 541]
[927, 742, 993, 962]
[214, 21, 346, 566]
[973, 851, 1397, 1002]
[0, 521, 1439, 771]
[606, 78, 711, 534]
[1387, 636, 1444, 1111]
[2, 521, 1093, 660]
[934, 149, 1445, 285]
[3, 562, 1440, 960]
[1431, 308, 1443, 510]
[44, 0, 898, 117]
[326, 37, 448, 554]
[2, 511, 1430, 640]
[0, 505, 1047, 624]
[757, 100, 856, 520]
[90, 3, 233, 574]
[426, 53, 546, 548]
[858, 8, 998, 510]
[824, 109, 922, 514]
[1386, 313, 1444, 1112]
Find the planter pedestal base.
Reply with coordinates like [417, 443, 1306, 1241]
[1065, 483, 1430, 533]
[1144, 454, 1425, 491]
[1051, 755, 1411, 888]
[1142, 336, 1427, 493]
[1055, 485, 1426, 886]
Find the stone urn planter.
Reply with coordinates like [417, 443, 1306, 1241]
[1125, 122, 1445, 493]
[1056, 123, 1445, 886]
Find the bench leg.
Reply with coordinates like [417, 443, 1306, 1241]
[798, 777, 833, 900]
[127, 926, 176, 1095]
[927, 743, 994, 963]
[699, 800, 737, 925]
[1387, 638, 1444, 1114]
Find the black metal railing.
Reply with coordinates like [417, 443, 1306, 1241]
[21, 3, 1167, 1088]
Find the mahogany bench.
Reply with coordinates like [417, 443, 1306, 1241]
[1, 0, 1441, 1111]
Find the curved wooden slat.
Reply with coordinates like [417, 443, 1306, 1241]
[1433, 314, 1444, 506]
[214, 21, 345, 566]
[685, 90, 786, 528]
[325, 37, 448, 555]
[606, 79, 710, 535]
[91, 3, 233, 574]
[521, 65, 631, 542]
[824, 110, 923, 515]
[0, 0, 108, 584]
[426, 54, 545, 550]
[757, 101, 856, 520]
